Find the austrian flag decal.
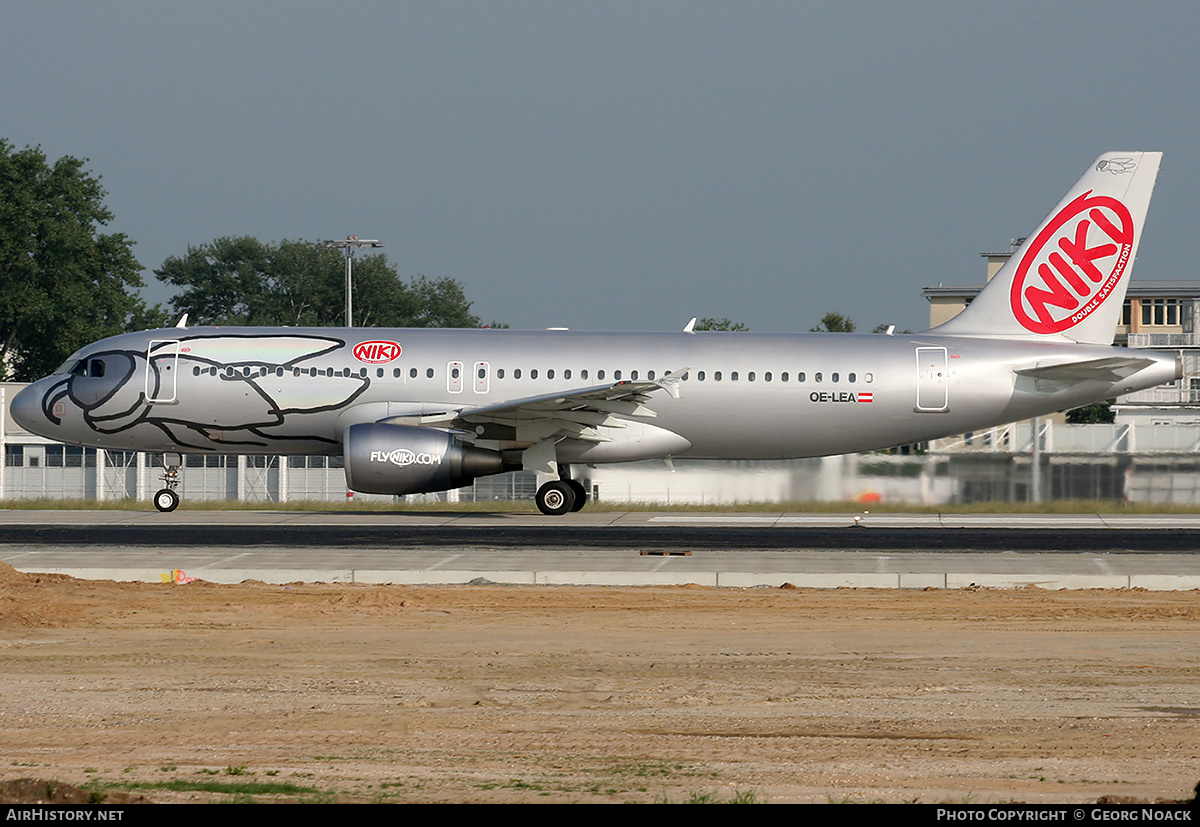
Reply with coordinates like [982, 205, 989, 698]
[1010, 190, 1134, 334]
[353, 340, 402, 364]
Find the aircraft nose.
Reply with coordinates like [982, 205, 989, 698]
[9, 382, 50, 436]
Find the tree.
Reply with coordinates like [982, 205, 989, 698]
[1066, 401, 1116, 424]
[694, 317, 748, 331]
[810, 311, 856, 333]
[155, 237, 482, 328]
[0, 141, 159, 380]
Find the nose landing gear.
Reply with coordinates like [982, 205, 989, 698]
[153, 452, 183, 512]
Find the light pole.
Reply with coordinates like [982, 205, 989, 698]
[322, 236, 384, 327]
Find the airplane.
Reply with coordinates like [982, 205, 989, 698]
[9, 151, 1180, 515]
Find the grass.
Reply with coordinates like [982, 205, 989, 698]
[4, 496, 1200, 514]
[657, 789, 762, 804]
[99, 777, 322, 799]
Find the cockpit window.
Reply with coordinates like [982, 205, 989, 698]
[57, 358, 106, 378]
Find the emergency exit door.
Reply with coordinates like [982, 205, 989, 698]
[915, 346, 949, 412]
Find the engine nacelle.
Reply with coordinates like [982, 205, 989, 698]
[343, 423, 505, 495]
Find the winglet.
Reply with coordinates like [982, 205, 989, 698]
[656, 367, 691, 399]
[175, 313, 189, 329]
[683, 317, 697, 334]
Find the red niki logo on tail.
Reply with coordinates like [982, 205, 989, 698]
[1009, 190, 1134, 334]
[353, 341, 402, 364]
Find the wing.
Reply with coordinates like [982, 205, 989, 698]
[389, 370, 689, 473]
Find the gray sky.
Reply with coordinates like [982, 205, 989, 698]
[5, 1, 1199, 334]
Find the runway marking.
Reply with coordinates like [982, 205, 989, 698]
[210, 551, 253, 569]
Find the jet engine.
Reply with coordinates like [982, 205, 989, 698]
[342, 423, 505, 495]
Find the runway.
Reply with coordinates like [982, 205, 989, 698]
[2, 510, 1200, 590]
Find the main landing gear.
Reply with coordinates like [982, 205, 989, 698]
[534, 466, 589, 516]
[153, 452, 183, 512]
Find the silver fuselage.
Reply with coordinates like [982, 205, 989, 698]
[10, 326, 1181, 462]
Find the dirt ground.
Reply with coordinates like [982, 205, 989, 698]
[0, 560, 1197, 804]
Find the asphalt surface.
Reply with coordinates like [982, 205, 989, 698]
[2, 522, 1200, 552]
[2, 510, 1200, 589]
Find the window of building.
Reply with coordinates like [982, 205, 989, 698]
[1142, 298, 1181, 326]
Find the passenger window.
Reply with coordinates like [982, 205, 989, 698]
[832, 372, 839, 383]
[410, 368, 418, 379]
[598, 370, 605, 380]
[731, 372, 739, 381]
[581, 369, 588, 380]
[698, 371, 705, 381]
[798, 372, 806, 382]
[815, 373, 823, 383]
[514, 369, 522, 379]
[714, 371, 722, 381]
[764, 372, 771, 382]
[426, 368, 434, 379]
[781, 372, 788, 382]
[564, 369, 572, 380]
[630, 370, 638, 380]
[647, 370, 655, 380]
[548, 369, 555, 379]
[531, 369, 539, 379]
[848, 373, 856, 383]
[498, 368, 506, 379]
[865, 373, 873, 383]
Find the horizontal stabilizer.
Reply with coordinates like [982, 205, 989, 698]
[1014, 356, 1154, 383]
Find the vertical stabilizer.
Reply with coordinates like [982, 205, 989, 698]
[931, 151, 1161, 344]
